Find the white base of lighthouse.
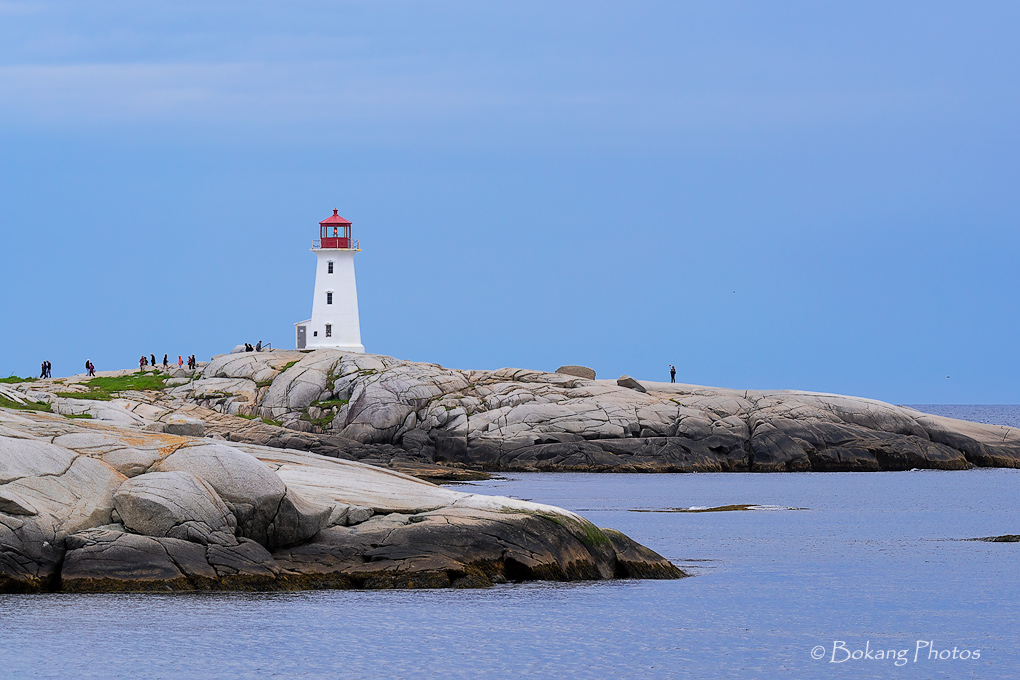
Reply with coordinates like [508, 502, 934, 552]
[295, 248, 364, 353]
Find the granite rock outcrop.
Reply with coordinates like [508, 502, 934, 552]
[9, 350, 1019, 474]
[0, 407, 682, 592]
[153, 350, 1020, 473]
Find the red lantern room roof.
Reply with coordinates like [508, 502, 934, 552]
[320, 209, 352, 226]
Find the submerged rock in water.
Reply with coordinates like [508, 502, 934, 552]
[0, 409, 683, 593]
[968, 534, 1020, 543]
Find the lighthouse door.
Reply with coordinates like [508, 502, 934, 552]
[297, 325, 307, 349]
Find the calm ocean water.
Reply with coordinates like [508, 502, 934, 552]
[1, 406, 1018, 680]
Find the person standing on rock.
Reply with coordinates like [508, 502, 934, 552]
[255, 340, 262, 352]
[139, 356, 146, 371]
[163, 354, 169, 368]
[150, 353, 156, 367]
[40, 361, 47, 379]
[85, 360, 95, 377]
[44, 360, 51, 379]
[669, 365, 676, 383]
[178, 355, 184, 368]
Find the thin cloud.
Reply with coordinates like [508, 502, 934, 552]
[0, 58, 948, 143]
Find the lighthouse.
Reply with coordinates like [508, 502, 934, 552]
[294, 209, 365, 352]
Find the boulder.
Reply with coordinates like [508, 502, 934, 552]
[556, 365, 596, 380]
[617, 375, 647, 393]
[157, 444, 285, 546]
[113, 471, 238, 546]
[164, 415, 206, 437]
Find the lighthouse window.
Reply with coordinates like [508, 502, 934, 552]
[326, 292, 333, 305]
[327, 261, 334, 274]
[325, 324, 332, 337]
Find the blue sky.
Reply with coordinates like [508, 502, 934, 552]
[1, 1, 1018, 403]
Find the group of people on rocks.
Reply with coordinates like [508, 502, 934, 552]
[137, 354, 196, 371]
[36, 353, 198, 380]
[243, 341, 265, 352]
[137, 354, 169, 369]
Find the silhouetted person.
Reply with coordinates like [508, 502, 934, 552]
[255, 340, 262, 352]
[40, 362, 47, 379]
[139, 356, 146, 371]
[44, 361, 51, 379]
[669, 365, 676, 383]
[150, 353, 156, 367]
[86, 360, 96, 377]
[163, 354, 169, 368]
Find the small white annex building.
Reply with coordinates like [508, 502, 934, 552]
[294, 209, 365, 352]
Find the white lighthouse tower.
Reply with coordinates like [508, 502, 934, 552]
[294, 209, 365, 352]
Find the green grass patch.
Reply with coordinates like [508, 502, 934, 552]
[312, 398, 349, 408]
[300, 409, 337, 429]
[238, 413, 283, 427]
[255, 378, 275, 388]
[0, 376, 37, 384]
[65, 413, 93, 419]
[281, 360, 300, 372]
[56, 372, 170, 401]
[300, 399, 348, 429]
[0, 395, 51, 412]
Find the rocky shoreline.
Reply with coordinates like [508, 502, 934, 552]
[3, 348, 1018, 593]
[4, 349, 1019, 476]
[0, 406, 682, 593]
